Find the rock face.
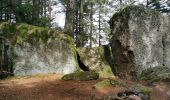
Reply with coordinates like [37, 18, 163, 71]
[77, 45, 115, 78]
[109, 6, 170, 79]
[0, 23, 79, 76]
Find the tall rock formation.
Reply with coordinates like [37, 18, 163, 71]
[109, 6, 170, 79]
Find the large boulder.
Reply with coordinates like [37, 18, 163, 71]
[77, 45, 115, 78]
[109, 6, 170, 79]
[0, 22, 79, 76]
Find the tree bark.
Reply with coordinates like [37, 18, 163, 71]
[90, 0, 93, 48]
[98, 4, 101, 46]
[64, 0, 75, 38]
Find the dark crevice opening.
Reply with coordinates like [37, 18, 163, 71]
[76, 52, 90, 71]
[0, 37, 13, 79]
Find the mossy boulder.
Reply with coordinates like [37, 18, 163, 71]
[139, 66, 170, 82]
[61, 71, 99, 81]
[0, 22, 79, 76]
[77, 45, 115, 78]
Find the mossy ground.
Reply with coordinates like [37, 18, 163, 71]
[94, 79, 112, 89]
[94, 79, 127, 89]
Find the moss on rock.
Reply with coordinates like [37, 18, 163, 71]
[61, 71, 99, 81]
[0, 22, 75, 46]
[139, 66, 170, 82]
[129, 84, 151, 95]
[94, 79, 127, 89]
[94, 79, 112, 89]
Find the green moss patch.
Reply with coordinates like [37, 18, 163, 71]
[110, 79, 127, 87]
[61, 71, 99, 81]
[94, 79, 112, 89]
[94, 79, 127, 89]
[129, 84, 151, 95]
[0, 22, 74, 46]
[139, 66, 170, 82]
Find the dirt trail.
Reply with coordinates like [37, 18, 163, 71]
[150, 82, 170, 100]
[0, 74, 124, 100]
[1, 74, 170, 100]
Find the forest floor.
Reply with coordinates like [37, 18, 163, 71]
[0, 74, 170, 100]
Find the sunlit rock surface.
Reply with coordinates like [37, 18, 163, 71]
[77, 45, 115, 78]
[109, 6, 170, 79]
[0, 22, 79, 76]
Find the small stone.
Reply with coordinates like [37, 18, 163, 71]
[127, 95, 142, 100]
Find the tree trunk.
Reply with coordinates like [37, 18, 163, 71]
[64, 0, 75, 38]
[75, 0, 79, 46]
[98, 4, 101, 46]
[79, 0, 84, 47]
[90, 0, 93, 48]
[120, 0, 123, 10]
[147, 0, 148, 8]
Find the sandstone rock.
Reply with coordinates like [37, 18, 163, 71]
[0, 22, 79, 76]
[109, 6, 170, 79]
[77, 45, 115, 78]
[61, 71, 99, 81]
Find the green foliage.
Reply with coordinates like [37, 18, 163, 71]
[15, 3, 33, 24]
[0, 0, 51, 27]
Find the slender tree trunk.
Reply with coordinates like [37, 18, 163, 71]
[44, 0, 47, 17]
[32, 0, 37, 25]
[64, 0, 75, 38]
[79, 0, 84, 47]
[98, 4, 101, 46]
[90, 0, 93, 48]
[120, 0, 123, 10]
[147, 0, 148, 8]
[48, 0, 52, 19]
[0, 1, 2, 22]
[75, 0, 79, 46]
